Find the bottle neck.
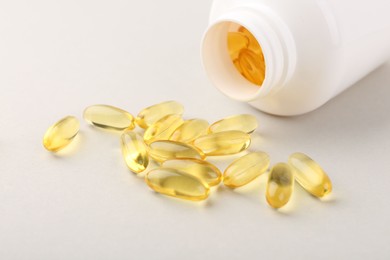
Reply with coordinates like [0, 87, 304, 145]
[202, 4, 296, 102]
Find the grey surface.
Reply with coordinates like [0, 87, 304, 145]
[1, 1, 390, 259]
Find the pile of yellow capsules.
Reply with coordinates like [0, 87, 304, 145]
[43, 101, 332, 209]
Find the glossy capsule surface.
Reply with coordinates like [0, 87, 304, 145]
[239, 49, 265, 86]
[238, 26, 263, 55]
[266, 163, 294, 209]
[209, 114, 258, 134]
[227, 26, 266, 86]
[136, 101, 184, 129]
[83, 104, 134, 131]
[143, 115, 183, 143]
[193, 131, 251, 156]
[121, 130, 149, 173]
[148, 140, 205, 163]
[170, 119, 209, 143]
[43, 116, 79, 152]
[223, 152, 270, 188]
[163, 159, 222, 187]
[227, 32, 249, 61]
[288, 152, 332, 197]
[145, 168, 210, 201]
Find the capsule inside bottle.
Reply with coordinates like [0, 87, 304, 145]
[202, 21, 269, 102]
[227, 25, 266, 86]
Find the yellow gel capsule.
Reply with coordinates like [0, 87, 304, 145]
[143, 115, 183, 143]
[170, 119, 209, 143]
[43, 116, 79, 152]
[227, 32, 249, 61]
[226, 26, 266, 86]
[148, 140, 205, 163]
[209, 114, 258, 134]
[288, 152, 332, 197]
[239, 49, 266, 86]
[238, 26, 263, 55]
[223, 152, 270, 188]
[193, 131, 251, 156]
[266, 163, 294, 209]
[83, 104, 135, 131]
[136, 101, 184, 129]
[120, 130, 149, 174]
[162, 159, 222, 187]
[145, 168, 210, 201]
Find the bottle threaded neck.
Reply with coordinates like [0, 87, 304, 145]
[202, 5, 296, 102]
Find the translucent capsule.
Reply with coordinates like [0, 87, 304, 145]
[136, 101, 184, 129]
[193, 131, 251, 156]
[121, 130, 149, 174]
[227, 32, 249, 61]
[143, 115, 183, 143]
[266, 163, 294, 209]
[43, 116, 79, 152]
[148, 140, 205, 163]
[145, 168, 210, 201]
[209, 114, 258, 134]
[238, 26, 263, 55]
[239, 49, 265, 86]
[83, 104, 134, 131]
[225, 26, 266, 86]
[288, 152, 332, 197]
[170, 119, 209, 143]
[223, 152, 270, 188]
[162, 159, 222, 187]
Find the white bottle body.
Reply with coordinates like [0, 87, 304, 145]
[202, 0, 390, 115]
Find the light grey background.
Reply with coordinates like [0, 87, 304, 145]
[1, 0, 389, 259]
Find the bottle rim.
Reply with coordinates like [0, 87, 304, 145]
[201, 6, 296, 102]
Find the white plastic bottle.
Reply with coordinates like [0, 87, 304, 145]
[201, 0, 390, 115]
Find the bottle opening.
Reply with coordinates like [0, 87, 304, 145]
[202, 8, 295, 102]
[227, 24, 266, 87]
[202, 20, 269, 101]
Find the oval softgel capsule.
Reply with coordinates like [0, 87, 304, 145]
[143, 115, 183, 144]
[266, 163, 294, 209]
[170, 119, 209, 143]
[121, 130, 149, 174]
[163, 158, 222, 187]
[43, 116, 80, 152]
[83, 104, 134, 131]
[136, 101, 184, 129]
[227, 31, 249, 61]
[208, 114, 258, 134]
[148, 140, 205, 163]
[193, 130, 251, 156]
[288, 152, 332, 197]
[223, 152, 270, 188]
[145, 168, 210, 201]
